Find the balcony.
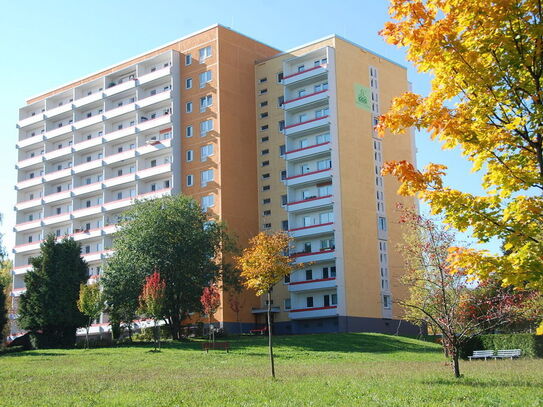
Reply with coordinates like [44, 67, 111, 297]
[17, 155, 44, 169]
[13, 241, 41, 254]
[14, 219, 42, 233]
[45, 103, 73, 119]
[103, 80, 136, 97]
[138, 138, 172, 156]
[82, 250, 104, 263]
[284, 116, 329, 136]
[283, 89, 328, 111]
[288, 277, 337, 293]
[72, 205, 103, 219]
[289, 305, 337, 320]
[103, 103, 137, 121]
[18, 113, 45, 129]
[103, 149, 136, 166]
[43, 190, 72, 205]
[287, 194, 333, 212]
[12, 265, 32, 275]
[17, 134, 44, 149]
[103, 126, 136, 143]
[285, 142, 331, 161]
[11, 288, 26, 297]
[103, 173, 136, 188]
[291, 249, 335, 264]
[285, 168, 331, 187]
[72, 182, 103, 196]
[283, 64, 328, 86]
[73, 159, 103, 174]
[42, 212, 71, 226]
[73, 92, 104, 108]
[44, 168, 72, 183]
[137, 163, 171, 180]
[138, 66, 172, 85]
[137, 115, 171, 133]
[289, 222, 334, 238]
[73, 136, 103, 152]
[16, 177, 43, 190]
[15, 198, 43, 211]
[45, 124, 73, 140]
[137, 90, 171, 109]
[73, 115, 104, 130]
[72, 227, 103, 241]
[44, 146, 72, 161]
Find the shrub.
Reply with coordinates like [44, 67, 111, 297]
[461, 333, 543, 358]
[133, 326, 172, 342]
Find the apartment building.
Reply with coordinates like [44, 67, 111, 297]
[10, 25, 416, 339]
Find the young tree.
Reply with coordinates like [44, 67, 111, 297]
[18, 236, 88, 348]
[102, 195, 234, 340]
[228, 295, 244, 335]
[237, 232, 295, 378]
[378, 0, 543, 292]
[200, 284, 221, 343]
[77, 283, 104, 349]
[398, 207, 529, 378]
[139, 271, 166, 351]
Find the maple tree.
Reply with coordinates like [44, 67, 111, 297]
[77, 283, 104, 349]
[236, 232, 295, 378]
[397, 206, 528, 378]
[378, 0, 543, 294]
[139, 271, 166, 351]
[200, 284, 221, 343]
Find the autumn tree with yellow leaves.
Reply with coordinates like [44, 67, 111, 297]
[236, 232, 295, 378]
[378, 1, 543, 299]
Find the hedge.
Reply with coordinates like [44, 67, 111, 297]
[461, 333, 543, 359]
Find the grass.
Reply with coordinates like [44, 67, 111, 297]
[0, 333, 542, 406]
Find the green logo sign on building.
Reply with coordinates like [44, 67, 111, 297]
[354, 83, 371, 111]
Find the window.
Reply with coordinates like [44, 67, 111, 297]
[261, 149, 269, 155]
[317, 159, 332, 171]
[383, 295, 391, 309]
[200, 119, 213, 137]
[186, 125, 193, 138]
[263, 198, 271, 204]
[279, 145, 286, 155]
[331, 294, 337, 305]
[199, 46, 212, 62]
[303, 242, 312, 253]
[199, 70, 212, 87]
[320, 212, 334, 224]
[259, 88, 268, 95]
[185, 54, 192, 65]
[186, 174, 194, 187]
[261, 136, 269, 142]
[200, 95, 212, 112]
[201, 194, 215, 210]
[315, 108, 329, 118]
[260, 125, 269, 131]
[56, 207, 61, 214]
[260, 112, 268, 119]
[281, 195, 287, 205]
[263, 223, 272, 229]
[281, 220, 288, 231]
[278, 96, 284, 107]
[116, 192, 123, 200]
[260, 101, 268, 107]
[56, 186, 62, 193]
[186, 78, 193, 89]
[284, 298, 291, 310]
[324, 294, 330, 307]
[259, 77, 267, 83]
[117, 169, 123, 177]
[319, 184, 332, 197]
[306, 296, 313, 307]
[262, 173, 270, 179]
[150, 159, 157, 168]
[261, 160, 269, 167]
[277, 72, 284, 82]
[85, 245, 91, 254]
[378, 216, 387, 232]
[297, 65, 305, 72]
[323, 267, 329, 279]
[298, 114, 307, 123]
[186, 102, 193, 113]
[305, 269, 313, 280]
[186, 150, 193, 162]
[200, 144, 214, 161]
[280, 170, 287, 180]
[331, 266, 336, 278]
[316, 133, 330, 144]
[164, 180, 170, 189]
[320, 238, 334, 250]
[263, 210, 271, 216]
[200, 169, 214, 187]
[262, 185, 270, 191]
[284, 274, 290, 284]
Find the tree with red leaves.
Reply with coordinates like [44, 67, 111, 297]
[200, 284, 221, 343]
[397, 205, 529, 378]
[139, 271, 166, 351]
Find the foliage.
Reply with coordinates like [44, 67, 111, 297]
[378, 0, 543, 290]
[139, 271, 167, 350]
[200, 284, 221, 342]
[397, 206, 526, 377]
[102, 194, 235, 340]
[0, 260, 10, 345]
[18, 235, 87, 348]
[461, 333, 543, 359]
[0, 278, 6, 345]
[77, 283, 104, 349]
[133, 326, 172, 342]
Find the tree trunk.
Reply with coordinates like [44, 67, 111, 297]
[127, 323, 133, 342]
[452, 348, 461, 378]
[154, 319, 158, 351]
[85, 322, 90, 350]
[170, 313, 181, 340]
[267, 291, 275, 379]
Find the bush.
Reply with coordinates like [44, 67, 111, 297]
[461, 333, 543, 359]
[133, 326, 172, 342]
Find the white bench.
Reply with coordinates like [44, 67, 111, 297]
[468, 350, 495, 360]
[494, 349, 522, 359]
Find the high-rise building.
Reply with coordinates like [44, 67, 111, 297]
[10, 25, 416, 339]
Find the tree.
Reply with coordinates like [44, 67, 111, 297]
[397, 206, 529, 378]
[77, 283, 104, 349]
[228, 295, 244, 335]
[0, 260, 11, 345]
[237, 232, 295, 378]
[139, 271, 167, 351]
[200, 284, 221, 343]
[18, 236, 88, 348]
[378, 0, 543, 291]
[102, 195, 233, 340]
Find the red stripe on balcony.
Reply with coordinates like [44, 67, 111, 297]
[285, 115, 329, 130]
[283, 89, 328, 105]
[291, 249, 334, 258]
[290, 305, 337, 313]
[286, 167, 331, 180]
[160, 127, 172, 134]
[283, 64, 327, 80]
[289, 222, 333, 232]
[289, 277, 336, 286]
[288, 194, 332, 206]
[285, 142, 330, 155]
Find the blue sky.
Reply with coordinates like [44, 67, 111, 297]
[0, 0, 490, 256]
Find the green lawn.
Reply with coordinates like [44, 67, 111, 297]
[1, 333, 542, 406]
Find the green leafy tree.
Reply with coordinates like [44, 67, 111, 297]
[0, 260, 11, 345]
[77, 283, 104, 349]
[18, 235, 88, 348]
[139, 271, 167, 351]
[103, 195, 234, 340]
